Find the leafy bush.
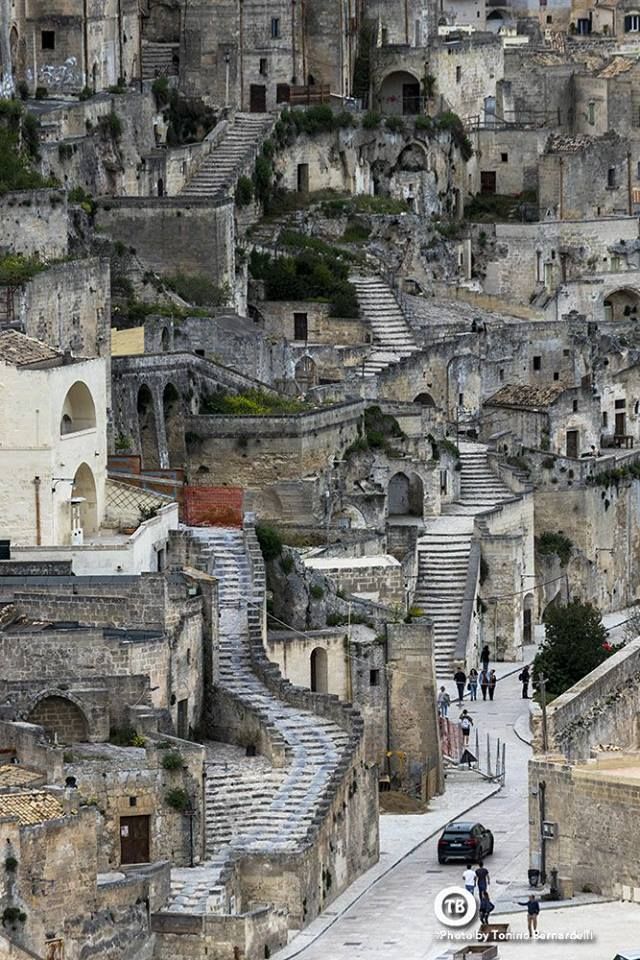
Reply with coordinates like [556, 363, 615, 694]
[362, 111, 381, 129]
[109, 726, 145, 747]
[165, 272, 229, 307]
[98, 111, 122, 140]
[310, 585, 324, 600]
[201, 388, 307, 416]
[440, 438, 460, 459]
[385, 116, 405, 134]
[236, 175, 254, 207]
[533, 600, 613, 700]
[280, 554, 294, 574]
[536, 532, 573, 566]
[415, 115, 433, 131]
[249, 248, 359, 319]
[164, 90, 216, 145]
[256, 524, 283, 562]
[0, 254, 44, 286]
[161, 751, 184, 770]
[165, 788, 190, 811]
[0, 112, 55, 194]
[2, 907, 26, 925]
[435, 111, 473, 160]
[152, 76, 170, 108]
[78, 85, 93, 101]
[342, 218, 371, 243]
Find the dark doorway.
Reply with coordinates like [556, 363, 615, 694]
[402, 82, 420, 115]
[481, 171, 497, 194]
[177, 698, 188, 739]
[276, 83, 290, 103]
[523, 607, 532, 644]
[615, 411, 626, 436]
[294, 312, 308, 340]
[157, 178, 164, 197]
[297, 162, 309, 193]
[120, 815, 150, 864]
[566, 429, 578, 459]
[250, 84, 267, 112]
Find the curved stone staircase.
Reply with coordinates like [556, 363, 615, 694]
[413, 442, 517, 675]
[163, 525, 363, 919]
[350, 275, 419, 377]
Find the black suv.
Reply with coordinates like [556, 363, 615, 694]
[437, 820, 494, 864]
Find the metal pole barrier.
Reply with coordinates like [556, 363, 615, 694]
[475, 728, 480, 770]
[486, 733, 491, 779]
[496, 738, 501, 780]
[502, 743, 506, 786]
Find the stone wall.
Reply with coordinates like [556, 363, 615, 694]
[539, 136, 634, 220]
[302, 555, 405, 605]
[0, 190, 69, 259]
[95, 197, 235, 288]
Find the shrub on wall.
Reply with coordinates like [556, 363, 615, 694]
[165, 788, 190, 811]
[256, 525, 283, 562]
[533, 600, 614, 700]
[536, 531, 573, 566]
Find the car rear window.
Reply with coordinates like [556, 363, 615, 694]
[442, 831, 470, 840]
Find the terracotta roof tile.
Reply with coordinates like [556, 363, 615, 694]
[0, 791, 64, 825]
[485, 383, 566, 409]
[0, 331, 60, 366]
[0, 766, 43, 788]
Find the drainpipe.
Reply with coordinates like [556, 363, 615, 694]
[291, 0, 297, 84]
[239, 0, 245, 110]
[539, 779, 547, 885]
[404, 0, 410, 44]
[559, 156, 564, 220]
[117, 0, 124, 83]
[33, 476, 41, 546]
[628, 151, 633, 215]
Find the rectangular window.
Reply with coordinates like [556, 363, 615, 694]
[588, 101, 595, 125]
[546, 14, 552, 22]
[370, 669, 380, 687]
[608, 167, 617, 188]
[572, 399, 578, 412]
[553, 371, 559, 381]
[533, 356, 542, 371]
[602, 411, 608, 427]
[458, 393, 464, 406]
[499, 368, 504, 381]
[440, 469, 448, 495]
[501, 152, 508, 163]
[294, 312, 308, 341]
[271, 17, 281, 38]
[456, 65, 462, 83]
[615, 398, 626, 409]
[41, 30, 55, 50]
[259, 57, 267, 75]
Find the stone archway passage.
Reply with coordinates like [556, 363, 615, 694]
[379, 70, 422, 115]
[27, 695, 89, 743]
[603, 288, 640, 323]
[137, 384, 161, 469]
[72, 462, 98, 535]
[389, 472, 424, 517]
[60, 381, 97, 435]
[162, 382, 185, 467]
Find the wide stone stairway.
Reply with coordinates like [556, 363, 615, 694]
[165, 526, 351, 915]
[414, 442, 516, 675]
[180, 114, 273, 199]
[350, 275, 419, 377]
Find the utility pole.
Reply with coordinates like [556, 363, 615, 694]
[537, 672, 549, 752]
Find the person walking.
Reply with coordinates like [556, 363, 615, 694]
[479, 890, 495, 925]
[488, 669, 497, 701]
[468, 668, 478, 701]
[462, 863, 476, 895]
[459, 709, 474, 746]
[454, 667, 467, 704]
[475, 860, 490, 896]
[437, 686, 451, 718]
[519, 664, 531, 699]
[480, 644, 490, 672]
[479, 668, 489, 701]
[518, 895, 540, 938]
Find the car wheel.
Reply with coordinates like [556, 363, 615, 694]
[438, 856, 446, 865]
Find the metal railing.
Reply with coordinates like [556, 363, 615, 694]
[439, 716, 507, 784]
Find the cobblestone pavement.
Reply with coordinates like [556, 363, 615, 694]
[276, 661, 533, 960]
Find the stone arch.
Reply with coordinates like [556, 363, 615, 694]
[487, 10, 505, 31]
[335, 504, 367, 529]
[162, 382, 184, 467]
[379, 69, 421, 115]
[388, 471, 424, 517]
[310, 647, 328, 693]
[26, 693, 89, 743]
[295, 355, 317, 391]
[414, 392, 436, 407]
[396, 141, 428, 172]
[602, 287, 640, 323]
[72, 462, 98, 536]
[523, 592, 535, 645]
[60, 381, 96, 435]
[137, 384, 161, 469]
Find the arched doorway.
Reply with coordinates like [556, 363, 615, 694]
[379, 70, 421, 115]
[602, 288, 640, 323]
[295, 356, 317, 391]
[388, 472, 424, 517]
[523, 592, 535, 645]
[310, 647, 328, 693]
[163, 383, 184, 467]
[414, 392, 436, 407]
[72, 462, 98, 538]
[60, 381, 97, 435]
[27, 695, 89, 743]
[137, 385, 160, 469]
[487, 10, 504, 31]
[161, 327, 170, 352]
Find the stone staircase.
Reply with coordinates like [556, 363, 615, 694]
[164, 525, 352, 915]
[414, 442, 516, 675]
[141, 42, 179, 79]
[350, 275, 419, 377]
[180, 114, 274, 199]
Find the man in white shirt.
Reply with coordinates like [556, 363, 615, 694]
[463, 863, 477, 894]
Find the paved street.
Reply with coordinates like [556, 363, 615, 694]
[276, 662, 533, 960]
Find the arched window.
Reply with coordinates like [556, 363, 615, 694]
[60, 382, 96, 435]
[27, 695, 89, 743]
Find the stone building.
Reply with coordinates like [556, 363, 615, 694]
[0, 331, 108, 548]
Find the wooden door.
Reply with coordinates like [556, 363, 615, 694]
[249, 84, 266, 112]
[523, 608, 532, 644]
[480, 171, 496, 194]
[120, 815, 150, 864]
[402, 82, 420, 115]
[566, 430, 578, 459]
[294, 312, 308, 340]
[177, 698, 188, 739]
[615, 412, 626, 436]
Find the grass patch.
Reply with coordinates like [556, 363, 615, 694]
[201, 388, 308, 416]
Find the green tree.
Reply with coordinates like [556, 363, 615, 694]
[533, 600, 612, 700]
